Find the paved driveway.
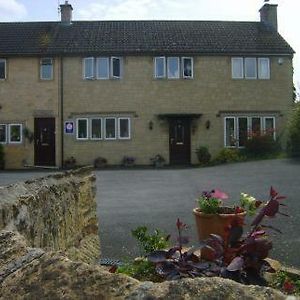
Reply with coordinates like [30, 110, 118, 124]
[97, 159, 300, 268]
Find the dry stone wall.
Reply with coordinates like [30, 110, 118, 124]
[0, 167, 100, 264]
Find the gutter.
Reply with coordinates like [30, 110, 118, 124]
[60, 56, 64, 168]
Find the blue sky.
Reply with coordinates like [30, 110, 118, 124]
[0, 0, 299, 95]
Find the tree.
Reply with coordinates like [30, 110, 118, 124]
[287, 103, 300, 157]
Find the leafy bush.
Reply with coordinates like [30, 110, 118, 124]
[150, 154, 165, 168]
[63, 156, 76, 169]
[196, 146, 211, 165]
[122, 156, 135, 166]
[244, 133, 280, 157]
[271, 270, 300, 295]
[94, 156, 107, 169]
[0, 144, 4, 169]
[287, 104, 300, 157]
[214, 148, 244, 164]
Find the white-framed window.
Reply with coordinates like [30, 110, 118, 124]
[224, 117, 236, 147]
[0, 59, 6, 80]
[90, 118, 102, 140]
[154, 57, 166, 78]
[264, 116, 276, 139]
[40, 58, 53, 80]
[83, 57, 94, 79]
[167, 57, 180, 79]
[237, 117, 248, 147]
[104, 118, 116, 140]
[258, 58, 270, 79]
[118, 118, 130, 139]
[182, 57, 193, 78]
[0, 124, 7, 143]
[96, 57, 109, 79]
[111, 57, 122, 79]
[244, 57, 257, 79]
[231, 57, 244, 79]
[8, 124, 22, 144]
[76, 118, 89, 140]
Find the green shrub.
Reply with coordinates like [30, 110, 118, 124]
[196, 146, 211, 165]
[0, 144, 5, 169]
[214, 148, 244, 164]
[244, 133, 280, 157]
[287, 104, 300, 157]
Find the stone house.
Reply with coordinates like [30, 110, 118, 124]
[0, 2, 294, 168]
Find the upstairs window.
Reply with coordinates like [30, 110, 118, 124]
[182, 57, 193, 78]
[167, 57, 180, 79]
[154, 57, 166, 78]
[40, 58, 53, 80]
[232, 57, 270, 80]
[0, 59, 6, 80]
[0, 124, 7, 143]
[84, 57, 122, 79]
[9, 124, 22, 144]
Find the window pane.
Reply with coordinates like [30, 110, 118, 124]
[183, 58, 193, 78]
[238, 117, 248, 147]
[245, 58, 257, 79]
[119, 118, 130, 139]
[97, 57, 109, 79]
[77, 119, 88, 139]
[0, 124, 6, 143]
[265, 117, 275, 138]
[231, 58, 243, 79]
[9, 124, 21, 143]
[105, 118, 116, 139]
[0, 59, 6, 79]
[112, 57, 121, 78]
[155, 57, 165, 78]
[167, 57, 179, 78]
[41, 58, 53, 80]
[91, 119, 102, 139]
[84, 58, 94, 78]
[251, 117, 261, 135]
[258, 58, 270, 79]
[225, 118, 235, 147]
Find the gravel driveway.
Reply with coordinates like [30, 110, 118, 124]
[96, 159, 300, 268]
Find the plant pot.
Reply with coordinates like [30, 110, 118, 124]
[193, 207, 246, 260]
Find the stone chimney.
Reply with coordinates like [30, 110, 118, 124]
[60, 1, 73, 24]
[259, 3, 278, 31]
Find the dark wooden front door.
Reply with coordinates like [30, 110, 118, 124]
[34, 118, 55, 166]
[169, 118, 191, 165]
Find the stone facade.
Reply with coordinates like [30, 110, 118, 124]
[0, 167, 100, 264]
[0, 54, 294, 168]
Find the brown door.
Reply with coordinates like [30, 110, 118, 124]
[34, 118, 55, 166]
[169, 118, 191, 165]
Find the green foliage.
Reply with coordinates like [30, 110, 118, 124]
[271, 270, 300, 295]
[244, 134, 280, 157]
[198, 196, 220, 214]
[214, 148, 245, 164]
[287, 104, 300, 157]
[131, 226, 169, 255]
[240, 193, 259, 216]
[196, 146, 211, 165]
[0, 144, 5, 169]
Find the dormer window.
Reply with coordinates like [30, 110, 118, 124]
[40, 58, 53, 80]
[0, 59, 6, 80]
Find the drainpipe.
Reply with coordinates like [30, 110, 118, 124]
[60, 56, 64, 168]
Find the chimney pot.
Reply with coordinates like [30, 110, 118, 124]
[60, 1, 73, 25]
[259, 3, 278, 31]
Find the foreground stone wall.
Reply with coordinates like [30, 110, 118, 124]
[0, 167, 100, 264]
[0, 231, 288, 300]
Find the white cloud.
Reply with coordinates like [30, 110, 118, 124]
[0, 0, 27, 21]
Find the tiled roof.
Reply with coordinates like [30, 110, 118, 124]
[0, 20, 294, 56]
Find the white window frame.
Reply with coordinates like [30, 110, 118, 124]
[83, 57, 95, 80]
[0, 58, 6, 80]
[263, 116, 276, 140]
[104, 117, 117, 140]
[40, 58, 53, 80]
[76, 118, 89, 140]
[8, 123, 22, 144]
[96, 57, 109, 80]
[111, 57, 122, 79]
[0, 124, 7, 144]
[258, 57, 270, 80]
[244, 57, 257, 79]
[154, 57, 166, 79]
[236, 116, 249, 148]
[182, 57, 193, 79]
[231, 57, 244, 79]
[167, 57, 180, 79]
[90, 118, 103, 140]
[118, 118, 131, 140]
[224, 117, 236, 148]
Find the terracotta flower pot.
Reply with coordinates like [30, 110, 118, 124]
[193, 207, 246, 260]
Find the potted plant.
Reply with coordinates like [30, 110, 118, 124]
[150, 154, 165, 168]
